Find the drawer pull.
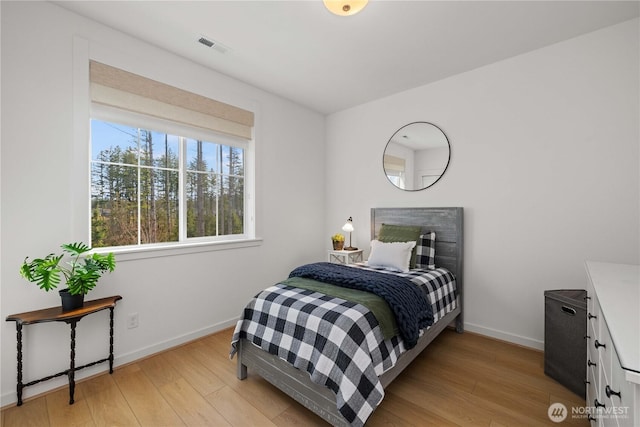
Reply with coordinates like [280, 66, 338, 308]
[584, 335, 591, 340]
[594, 340, 606, 349]
[588, 313, 597, 320]
[605, 385, 621, 399]
[594, 399, 605, 408]
[584, 380, 590, 385]
[588, 359, 597, 367]
[585, 296, 591, 301]
[561, 306, 576, 316]
[587, 414, 597, 422]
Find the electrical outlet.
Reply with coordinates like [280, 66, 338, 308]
[127, 313, 139, 329]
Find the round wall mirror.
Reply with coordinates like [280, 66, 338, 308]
[383, 122, 451, 191]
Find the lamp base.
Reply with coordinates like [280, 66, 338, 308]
[343, 246, 358, 251]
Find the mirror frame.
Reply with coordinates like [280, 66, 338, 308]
[383, 121, 451, 191]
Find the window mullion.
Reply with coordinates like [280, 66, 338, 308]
[217, 144, 221, 236]
[137, 127, 142, 245]
[178, 136, 186, 241]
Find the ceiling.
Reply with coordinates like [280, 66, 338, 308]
[390, 122, 447, 150]
[56, 1, 639, 115]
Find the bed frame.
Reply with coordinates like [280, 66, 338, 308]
[236, 207, 464, 426]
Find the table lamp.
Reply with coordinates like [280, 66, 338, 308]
[342, 217, 358, 251]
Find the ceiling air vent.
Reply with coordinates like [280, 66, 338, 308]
[198, 37, 214, 47]
[197, 35, 230, 54]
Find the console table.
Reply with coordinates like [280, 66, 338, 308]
[5, 295, 122, 406]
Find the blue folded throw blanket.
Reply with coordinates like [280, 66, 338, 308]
[288, 262, 433, 349]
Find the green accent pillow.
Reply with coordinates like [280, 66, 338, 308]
[378, 224, 422, 268]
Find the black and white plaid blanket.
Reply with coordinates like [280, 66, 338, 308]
[230, 265, 457, 426]
[289, 262, 433, 348]
[353, 264, 457, 323]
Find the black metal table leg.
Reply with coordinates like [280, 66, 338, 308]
[109, 307, 115, 374]
[69, 320, 77, 404]
[16, 323, 23, 406]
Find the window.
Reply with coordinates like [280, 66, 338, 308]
[91, 116, 247, 248]
[88, 60, 254, 250]
[383, 154, 406, 188]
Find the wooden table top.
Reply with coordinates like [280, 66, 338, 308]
[6, 295, 122, 325]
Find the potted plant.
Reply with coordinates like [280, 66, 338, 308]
[20, 242, 116, 311]
[331, 233, 345, 250]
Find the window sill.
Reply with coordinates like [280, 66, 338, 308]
[92, 238, 263, 262]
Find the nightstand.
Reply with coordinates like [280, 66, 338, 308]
[327, 249, 363, 265]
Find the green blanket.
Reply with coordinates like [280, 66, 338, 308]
[282, 276, 399, 340]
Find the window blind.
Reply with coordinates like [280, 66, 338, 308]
[383, 154, 406, 172]
[90, 61, 254, 140]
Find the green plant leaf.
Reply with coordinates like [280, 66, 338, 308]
[20, 243, 115, 295]
[20, 254, 63, 292]
[89, 252, 116, 272]
[37, 268, 62, 291]
[61, 242, 90, 256]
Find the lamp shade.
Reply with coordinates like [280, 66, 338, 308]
[323, 0, 369, 16]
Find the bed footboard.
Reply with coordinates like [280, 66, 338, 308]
[236, 307, 461, 425]
[236, 337, 350, 426]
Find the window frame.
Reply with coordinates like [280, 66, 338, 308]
[72, 39, 260, 260]
[88, 102, 257, 256]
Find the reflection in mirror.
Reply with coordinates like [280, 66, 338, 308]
[383, 122, 450, 191]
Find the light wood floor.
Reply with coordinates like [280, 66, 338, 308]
[1, 327, 588, 426]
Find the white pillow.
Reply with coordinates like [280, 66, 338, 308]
[367, 239, 417, 273]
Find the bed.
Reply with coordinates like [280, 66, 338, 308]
[230, 207, 463, 426]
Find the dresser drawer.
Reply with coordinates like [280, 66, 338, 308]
[587, 309, 600, 381]
[608, 343, 636, 427]
[586, 285, 596, 321]
[587, 297, 601, 343]
[598, 366, 619, 427]
[587, 364, 600, 425]
[595, 310, 613, 386]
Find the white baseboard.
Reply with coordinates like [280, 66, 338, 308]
[114, 318, 238, 367]
[1, 318, 238, 408]
[464, 322, 544, 351]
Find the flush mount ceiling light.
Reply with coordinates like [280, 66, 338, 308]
[323, 0, 369, 16]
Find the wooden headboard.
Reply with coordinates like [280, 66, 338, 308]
[370, 207, 464, 293]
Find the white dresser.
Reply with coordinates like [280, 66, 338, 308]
[585, 261, 640, 426]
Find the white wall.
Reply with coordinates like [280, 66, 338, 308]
[326, 19, 639, 349]
[0, 1, 325, 405]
